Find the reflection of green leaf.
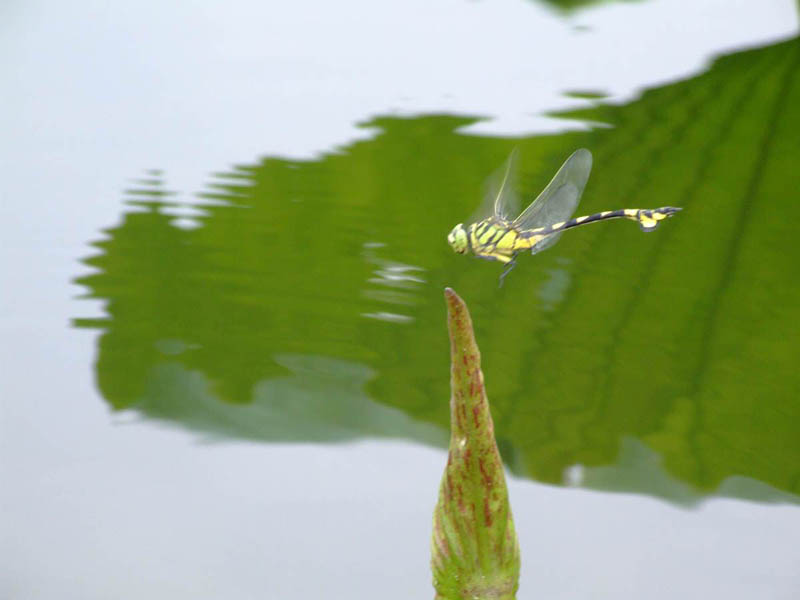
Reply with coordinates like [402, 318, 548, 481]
[134, 355, 446, 445]
[562, 90, 610, 100]
[74, 37, 800, 504]
[432, 289, 519, 600]
[576, 436, 800, 507]
[536, 0, 642, 14]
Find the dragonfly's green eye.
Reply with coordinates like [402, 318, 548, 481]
[447, 224, 469, 254]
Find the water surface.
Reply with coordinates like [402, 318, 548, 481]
[3, 1, 800, 598]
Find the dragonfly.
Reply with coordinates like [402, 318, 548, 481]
[447, 148, 682, 284]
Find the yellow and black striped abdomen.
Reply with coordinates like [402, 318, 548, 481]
[523, 206, 682, 240]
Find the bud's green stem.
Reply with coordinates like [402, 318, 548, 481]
[431, 288, 520, 600]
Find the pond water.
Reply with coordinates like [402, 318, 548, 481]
[3, 1, 800, 598]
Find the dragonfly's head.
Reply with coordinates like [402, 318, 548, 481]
[447, 223, 470, 254]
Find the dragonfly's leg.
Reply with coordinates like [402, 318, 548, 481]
[498, 256, 517, 287]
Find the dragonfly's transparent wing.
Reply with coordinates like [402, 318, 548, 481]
[526, 181, 584, 254]
[512, 148, 592, 232]
[467, 148, 520, 224]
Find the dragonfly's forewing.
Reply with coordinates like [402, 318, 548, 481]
[467, 148, 520, 225]
[526, 183, 584, 254]
[512, 148, 592, 233]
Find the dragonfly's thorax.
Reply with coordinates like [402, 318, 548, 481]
[447, 223, 471, 254]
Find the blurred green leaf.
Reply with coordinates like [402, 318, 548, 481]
[74, 37, 800, 504]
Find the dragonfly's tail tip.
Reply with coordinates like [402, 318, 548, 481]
[638, 206, 683, 232]
[660, 206, 683, 215]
